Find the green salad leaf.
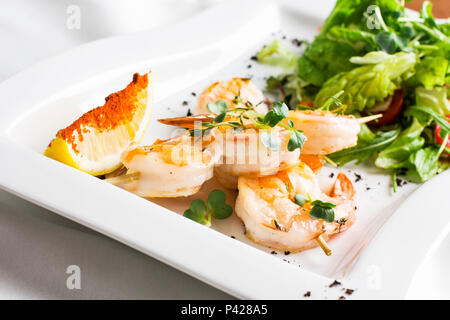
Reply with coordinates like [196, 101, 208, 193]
[257, 0, 450, 186]
[315, 51, 416, 112]
[375, 118, 425, 169]
[257, 40, 297, 69]
[406, 146, 441, 182]
[297, 36, 360, 87]
[415, 87, 450, 116]
[414, 56, 449, 89]
[329, 125, 401, 165]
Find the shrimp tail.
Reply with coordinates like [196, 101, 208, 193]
[331, 172, 355, 199]
[158, 114, 217, 129]
[299, 155, 324, 173]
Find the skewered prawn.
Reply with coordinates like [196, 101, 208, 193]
[158, 115, 301, 189]
[196, 78, 268, 115]
[119, 131, 220, 197]
[235, 162, 356, 252]
[285, 110, 361, 155]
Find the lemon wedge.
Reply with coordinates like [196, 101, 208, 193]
[44, 72, 153, 176]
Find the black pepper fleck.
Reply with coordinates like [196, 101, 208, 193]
[186, 109, 192, 116]
[292, 38, 306, 47]
[354, 173, 362, 182]
[271, 251, 277, 255]
[304, 291, 311, 297]
[284, 251, 290, 255]
[329, 173, 334, 178]
[344, 289, 354, 295]
[396, 177, 407, 187]
[329, 280, 342, 288]
[182, 101, 188, 106]
[338, 296, 346, 300]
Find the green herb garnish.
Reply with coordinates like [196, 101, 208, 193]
[293, 194, 335, 223]
[294, 194, 306, 206]
[207, 100, 228, 114]
[192, 97, 305, 153]
[309, 200, 336, 223]
[183, 190, 233, 226]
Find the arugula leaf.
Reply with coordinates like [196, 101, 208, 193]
[406, 106, 450, 133]
[420, 1, 438, 29]
[309, 200, 336, 223]
[329, 127, 401, 165]
[376, 31, 408, 54]
[207, 100, 228, 114]
[375, 118, 425, 169]
[260, 130, 280, 151]
[207, 190, 233, 219]
[263, 102, 289, 127]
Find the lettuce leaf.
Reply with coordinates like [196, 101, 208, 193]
[257, 40, 297, 69]
[320, 0, 404, 34]
[406, 146, 441, 182]
[415, 86, 450, 116]
[315, 51, 416, 112]
[414, 56, 448, 89]
[297, 36, 360, 86]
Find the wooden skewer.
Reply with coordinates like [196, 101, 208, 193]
[104, 172, 140, 185]
[323, 155, 337, 167]
[158, 114, 217, 129]
[316, 235, 332, 256]
[357, 114, 382, 124]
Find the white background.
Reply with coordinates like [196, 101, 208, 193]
[0, 0, 448, 299]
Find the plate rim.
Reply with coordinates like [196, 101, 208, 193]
[0, 0, 448, 299]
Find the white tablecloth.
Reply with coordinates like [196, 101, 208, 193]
[0, 0, 448, 299]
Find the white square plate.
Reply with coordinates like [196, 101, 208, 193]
[0, 0, 448, 299]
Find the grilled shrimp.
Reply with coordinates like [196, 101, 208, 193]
[120, 132, 220, 197]
[196, 78, 268, 115]
[213, 125, 300, 188]
[235, 162, 356, 252]
[158, 115, 301, 189]
[286, 110, 361, 155]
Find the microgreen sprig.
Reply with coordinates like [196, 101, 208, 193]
[191, 97, 306, 153]
[183, 190, 233, 226]
[293, 193, 336, 223]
